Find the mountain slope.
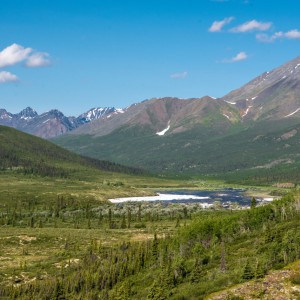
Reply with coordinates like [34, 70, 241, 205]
[54, 56, 300, 182]
[221, 56, 300, 121]
[71, 96, 240, 137]
[0, 125, 143, 177]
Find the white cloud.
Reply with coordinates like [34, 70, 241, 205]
[0, 43, 51, 83]
[170, 71, 188, 79]
[25, 52, 51, 67]
[222, 52, 248, 63]
[256, 29, 300, 43]
[232, 51, 248, 61]
[231, 20, 272, 33]
[209, 17, 234, 32]
[0, 43, 32, 68]
[0, 43, 51, 68]
[284, 29, 300, 39]
[0, 71, 18, 83]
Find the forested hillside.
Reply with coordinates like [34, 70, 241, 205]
[1, 192, 299, 299]
[0, 125, 144, 177]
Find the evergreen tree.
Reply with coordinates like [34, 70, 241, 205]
[147, 278, 168, 300]
[220, 241, 227, 272]
[242, 260, 254, 280]
[190, 258, 202, 283]
[127, 208, 131, 229]
[98, 209, 103, 226]
[30, 216, 34, 228]
[255, 259, 267, 279]
[137, 203, 142, 222]
[251, 197, 257, 209]
[120, 214, 127, 229]
[108, 208, 113, 229]
[152, 232, 159, 263]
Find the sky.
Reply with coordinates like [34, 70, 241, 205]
[1, 0, 300, 116]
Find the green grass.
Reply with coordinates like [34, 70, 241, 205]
[0, 166, 296, 299]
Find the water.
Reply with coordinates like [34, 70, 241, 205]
[109, 188, 273, 208]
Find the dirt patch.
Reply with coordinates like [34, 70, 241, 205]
[131, 233, 153, 242]
[18, 235, 37, 245]
[207, 261, 300, 300]
[280, 129, 298, 141]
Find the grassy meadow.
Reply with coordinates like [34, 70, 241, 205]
[0, 167, 296, 299]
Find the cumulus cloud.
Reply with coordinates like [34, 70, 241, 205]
[0, 43, 51, 68]
[0, 43, 32, 68]
[283, 29, 300, 39]
[256, 29, 300, 42]
[25, 52, 51, 67]
[222, 52, 248, 63]
[231, 20, 272, 33]
[0, 43, 51, 83]
[0, 71, 18, 83]
[209, 17, 234, 32]
[170, 71, 188, 79]
[232, 51, 248, 61]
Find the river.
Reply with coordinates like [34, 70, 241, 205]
[109, 188, 274, 209]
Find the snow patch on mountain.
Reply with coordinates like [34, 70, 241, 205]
[116, 108, 125, 114]
[284, 107, 300, 118]
[156, 121, 170, 136]
[225, 101, 236, 105]
[242, 106, 253, 118]
[80, 107, 116, 122]
[223, 114, 230, 120]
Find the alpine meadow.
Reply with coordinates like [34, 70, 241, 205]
[1, 1, 300, 299]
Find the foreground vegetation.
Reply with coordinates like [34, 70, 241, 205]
[1, 125, 299, 299]
[0, 172, 299, 299]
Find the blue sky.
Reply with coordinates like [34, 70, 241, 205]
[1, 0, 300, 116]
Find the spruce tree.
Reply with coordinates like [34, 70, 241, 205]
[242, 260, 254, 280]
[120, 214, 127, 229]
[127, 208, 131, 229]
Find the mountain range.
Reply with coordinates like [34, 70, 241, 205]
[2, 56, 300, 181]
[0, 106, 124, 138]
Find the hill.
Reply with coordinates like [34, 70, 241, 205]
[0, 125, 144, 177]
[54, 56, 300, 184]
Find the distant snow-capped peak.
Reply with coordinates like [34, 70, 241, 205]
[79, 107, 116, 122]
[18, 107, 38, 120]
[78, 107, 126, 122]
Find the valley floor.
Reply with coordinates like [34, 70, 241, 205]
[0, 171, 297, 299]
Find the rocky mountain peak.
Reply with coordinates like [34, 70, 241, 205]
[47, 109, 65, 118]
[0, 109, 13, 121]
[78, 107, 117, 123]
[18, 107, 38, 120]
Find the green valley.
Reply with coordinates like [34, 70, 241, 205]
[0, 125, 299, 300]
[2, 2, 300, 299]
